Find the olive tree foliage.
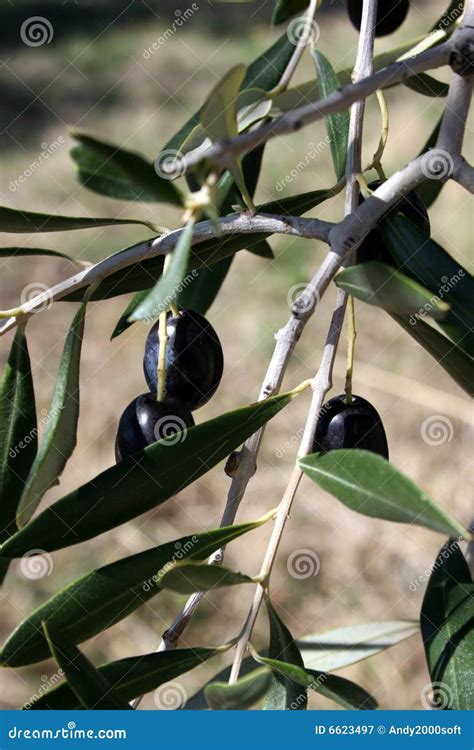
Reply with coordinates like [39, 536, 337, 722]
[0, 0, 473, 711]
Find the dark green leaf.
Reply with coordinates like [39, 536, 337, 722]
[111, 290, 150, 339]
[335, 262, 449, 318]
[0, 247, 80, 263]
[1, 520, 267, 667]
[205, 667, 272, 710]
[71, 132, 182, 206]
[382, 215, 474, 356]
[178, 258, 233, 315]
[186, 657, 257, 710]
[28, 646, 221, 709]
[130, 218, 195, 323]
[1, 390, 297, 557]
[312, 50, 350, 181]
[63, 187, 337, 304]
[392, 314, 474, 398]
[403, 73, 449, 98]
[299, 620, 419, 672]
[421, 540, 473, 710]
[299, 450, 469, 538]
[255, 653, 378, 710]
[162, 32, 295, 155]
[272, 0, 309, 24]
[43, 623, 132, 710]
[0, 205, 155, 233]
[263, 597, 308, 710]
[248, 240, 274, 258]
[159, 562, 255, 594]
[0, 326, 37, 584]
[16, 301, 89, 528]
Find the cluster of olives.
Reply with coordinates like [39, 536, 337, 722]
[313, 394, 389, 459]
[347, 0, 410, 36]
[115, 309, 224, 462]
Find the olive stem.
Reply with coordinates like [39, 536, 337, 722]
[345, 294, 357, 404]
[270, 0, 320, 94]
[228, 0, 379, 684]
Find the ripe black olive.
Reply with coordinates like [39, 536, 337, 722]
[115, 393, 194, 463]
[356, 180, 430, 265]
[312, 394, 389, 459]
[347, 0, 410, 37]
[143, 309, 224, 411]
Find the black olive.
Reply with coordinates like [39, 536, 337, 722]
[312, 394, 389, 459]
[115, 393, 194, 463]
[347, 0, 410, 37]
[143, 309, 224, 411]
[356, 180, 430, 265]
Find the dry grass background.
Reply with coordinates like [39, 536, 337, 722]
[0, 0, 472, 710]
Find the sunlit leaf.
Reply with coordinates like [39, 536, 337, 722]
[205, 667, 273, 710]
[159, 562, 255, 594]
[299, 450, 469, 537]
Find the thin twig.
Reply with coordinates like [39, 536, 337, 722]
[228, 0, 379, 683]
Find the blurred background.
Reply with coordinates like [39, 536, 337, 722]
[0, 0, 472, 710]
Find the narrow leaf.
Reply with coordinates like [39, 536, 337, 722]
[312, 50, 350, 181]
[382, 215, 474, 355]
[205, 667, 273, 710]
[0, 325, 37, 584]
[28, 647, 220, 709]
[43, 623, 131, 710]
[71, 132, 182, 206]
[420, 541, 474, 710]
[254, 653, 378, 710]
[1, 390, 297, 557]
[299, 620, 419, 672]
[159, 562, 254, 594]
[299, 450, 469, 538]
[0, 247, 80, 263]
[335, 261, 449, 318]
[16, 301, 89, 528]
[392, 314, 474, 398]
[272, 0, 309, 24]
[403, 73, 449, 98]
[1, 520, 268, 667]
[263, 597, 308, 710]
[0, 205, 155, 233]
[129, 218, 195, 323]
